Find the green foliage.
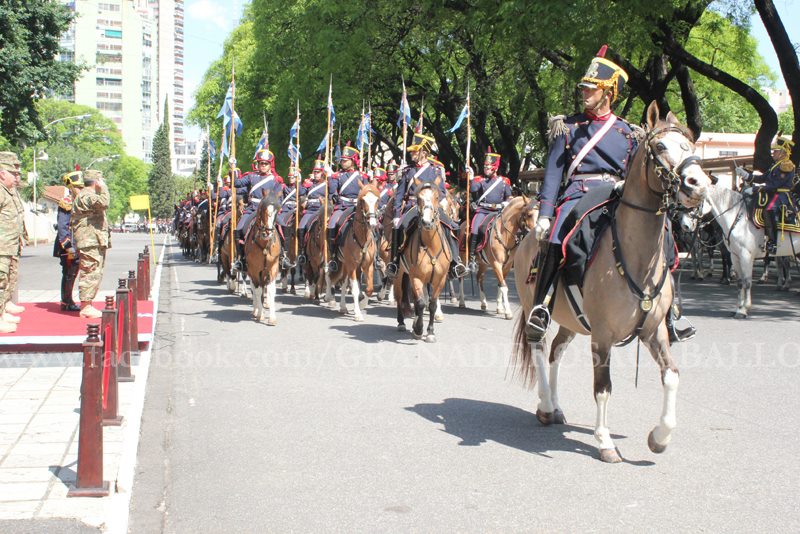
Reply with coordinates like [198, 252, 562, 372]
[778, 107, 794, 134]
[107, 155, 150, 223]
[188, 0, 784, 178]
[147, 101, 176, 218]
[192, 141, 211, 190]
[0, 0, 83, 143]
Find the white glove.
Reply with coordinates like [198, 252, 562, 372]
[392, 217, 401, 229]
[324, 164, 333, 176]
[735, 167, 749, 180]
[534, 217, 551, 241]
[229, 157, 237, 167]
[613, 180, 626, 194]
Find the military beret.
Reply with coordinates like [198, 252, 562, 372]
[0, 151, 20, 172]
[83, 169, 103, 183]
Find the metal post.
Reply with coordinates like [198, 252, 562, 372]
[116, 279, 134, 382]
[101, 296, 122, 426]
[68, 324, 110, 497]
[127, 270, 139, 359]
[143, 246, 151, 297]
[137, 254, 147, 301]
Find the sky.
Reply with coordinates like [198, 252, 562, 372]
[182, 0, 799, 142]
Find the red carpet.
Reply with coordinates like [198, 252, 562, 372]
[0, 300, 154, 353]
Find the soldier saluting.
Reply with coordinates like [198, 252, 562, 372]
[69, 169, 111, 319]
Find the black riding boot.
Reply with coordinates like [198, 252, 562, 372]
[667, 304, 696, 344]
[386, 228, 403, 278]
[467, 233, 480, 272]
[764, 211, 778, 254]
[234, 230, 246, 271]
[296, 228, 307, 265]
[60, 263, 80, 311]
[525, 243, 563, 342]
[326, 227, 339, 272]
[448, 231, 468, 279]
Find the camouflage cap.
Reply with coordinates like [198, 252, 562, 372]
[83, 169, 103, 182]
[0, 151, 20, 172]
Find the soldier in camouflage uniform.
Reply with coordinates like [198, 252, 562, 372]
[0, 152, 25, 333]
[69, 169, 110, 318]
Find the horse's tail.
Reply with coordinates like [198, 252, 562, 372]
[511, 310, 536, 389]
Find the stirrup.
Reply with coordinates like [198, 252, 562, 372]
[233, 259, 243, 271]
[451, 262, 468, 279]
[468, 257, 478, 272]
[386, 261, 399, 277]
[525, 305, 550, 342]
[327, 259, 339, 273]
[297, 253, 307, 266]
[281, 254, 295, 269]
[669, 318, 697, 344]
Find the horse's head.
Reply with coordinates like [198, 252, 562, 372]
[643, 101, 710, 210]
[357, 183, 380, 229]
[414, 177, 440, 230]
[516, 195, 537, 235]
[257, 192, 280, 235]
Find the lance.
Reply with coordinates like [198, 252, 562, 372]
[464, 83, 472, 264]
[228, 64, 238, 265]
[206, 125, 215, 260]
[323, 77, 333, 269]
[367, 101, 373, 175]
[294, 100, 301, 259]
[358, 101, 365, 172]
[401, 76, 408, 170]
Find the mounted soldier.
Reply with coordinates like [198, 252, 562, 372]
[297, 159, 330, 266]
[211, 170, 239, 260]
[233, 149, 284, 271]
[467, 150, 512, 270]
[326, 145, 369, 272]
[737, 134, 797, 254]
[374, 167, 392, 210]
[387, 132, 467, 279]
[526, 47, 638, 342]
[277, 165, 306, 267]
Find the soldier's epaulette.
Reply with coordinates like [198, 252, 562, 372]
[779, 160, 796, 173]
[615, 117, 646, 143]
[547, 115, 569, 145]
[302, 179, 313, 188]
[473, 175, 484, 183]
[503, 176, 511, 185]
[274, 174, 284, 184]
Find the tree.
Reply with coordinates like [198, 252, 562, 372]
[0, 0, 83, 143]
[192, 141, 211, 192]
[778, 107, 794, 134]
[107, 155, 150, 223]
[148, 100, 175, 218]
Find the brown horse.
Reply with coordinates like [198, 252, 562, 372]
[324, 184, 380, 321]
[217, 200, 243, 291]
[512, 102, 710, 462]
[279, 219, 299, 294]
[244, 192, 282, 325]
[194, 202, 211, 263]
[302, 200, 332, 302]
[393, 177, 450, 342]
[458, 195, 536, 318]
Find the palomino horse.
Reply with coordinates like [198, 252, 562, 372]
[512, 102, 710, 462]
[244, 192, 282, 325]
[393, 177, 450, 342]
[457, 196, 536, 318]
[324, 184, 380, 321]
[700, 184, 800, 318]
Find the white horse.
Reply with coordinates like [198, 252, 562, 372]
[703, 185, 800, 318]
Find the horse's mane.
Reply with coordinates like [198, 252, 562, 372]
[708, 183, 741, 206]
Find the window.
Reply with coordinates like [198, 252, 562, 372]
[97, 102, 122, 111]
[105, 29, 122, 39]
[97, 77, 122, 87]
[719, 150, 739, 157]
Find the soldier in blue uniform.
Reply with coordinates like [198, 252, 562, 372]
[53, 176, 80, 312]
[277, 166, 306, 266]
[386, 133, 468, 279]
[374, 167, 393, 210]
[211, 171, 240, 259]
[467, 151, 512, 270]
[233, 149, 284, 270]
[526, 47, 639, 342]
[737, 135, 797, 253]
[296, 159, 330, 266]
[326, 145, 369, 272]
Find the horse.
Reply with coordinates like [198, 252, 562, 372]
[244, 192, 282, 325]
[302, 200, 333, 302]
[760, 254, 792, 290]
[279, 218, 300, 295]
[194, 202, 211, 264]
[676, 206, 733, 283]
[324, 184, 380, 321]
[701, 184, 800, 318]
[393, 176, 451, 342]
[511, 102, 710, 462]
[217, 200, 244, 293]
[457, 196, 536, 318]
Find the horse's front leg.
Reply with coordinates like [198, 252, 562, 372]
[478, 269, 487, 311]
[251, 283, 264, 322]
[591, 339, 621, 463]
[266, 279, 277, 326]
[411, 278, 425, 339]
[350, 274, 364, 321]
[732, 253, 753, 319]
[547, 326, 575, 424]
[643, 322, 679, 454]
[425, 296, 437, 343]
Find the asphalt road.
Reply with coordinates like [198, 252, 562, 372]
[129, 236, 800, 532]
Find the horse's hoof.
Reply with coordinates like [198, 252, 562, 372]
[354, 315, 365, 322]
[719, 278, 730, 285]
[599, 448, 623, 463]
[434, 314, 444, 323]
[424, 334, 436, 343]
[647, 430, 667, 454]
[413, 331, 423, 340]
[397, 324, 406, 332]
[266, 318, 277, 326]
[450, 297, 459, 306]
[481, 303, 487, 311]
[733, 312, 748, 320]
[504, 312, 513, 320]
[339, 308, 347, 315]
[289, 288, 296, 295]
[552, 409, 566, 425]
[536, 409, 553, 426]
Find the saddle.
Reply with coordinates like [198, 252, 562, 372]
[746, 187, 800, 232]
[460, 211, 501, 253]
[334, 207, 357, 248]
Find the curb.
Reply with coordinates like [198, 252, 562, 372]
[105, 235, 169, 534]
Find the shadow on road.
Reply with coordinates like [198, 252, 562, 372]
[405, 397, 654, 466]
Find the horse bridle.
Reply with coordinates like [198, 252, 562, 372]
[254, 204, 277, 246]
[626, 126, 702, 215]
[416, 184, 440, 230]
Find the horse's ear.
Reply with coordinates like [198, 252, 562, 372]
[665, 110, 681, 127]
[522, 194, 529, 204]
[434, 176, 441, 188]
[646, 101, 660, 129]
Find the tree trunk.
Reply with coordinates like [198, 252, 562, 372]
[664, 35, 778, 171]
[755, 0, 800, 163]
[675, 63, 703, 140]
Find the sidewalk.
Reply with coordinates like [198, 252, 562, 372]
[0, 235, 165, 533]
